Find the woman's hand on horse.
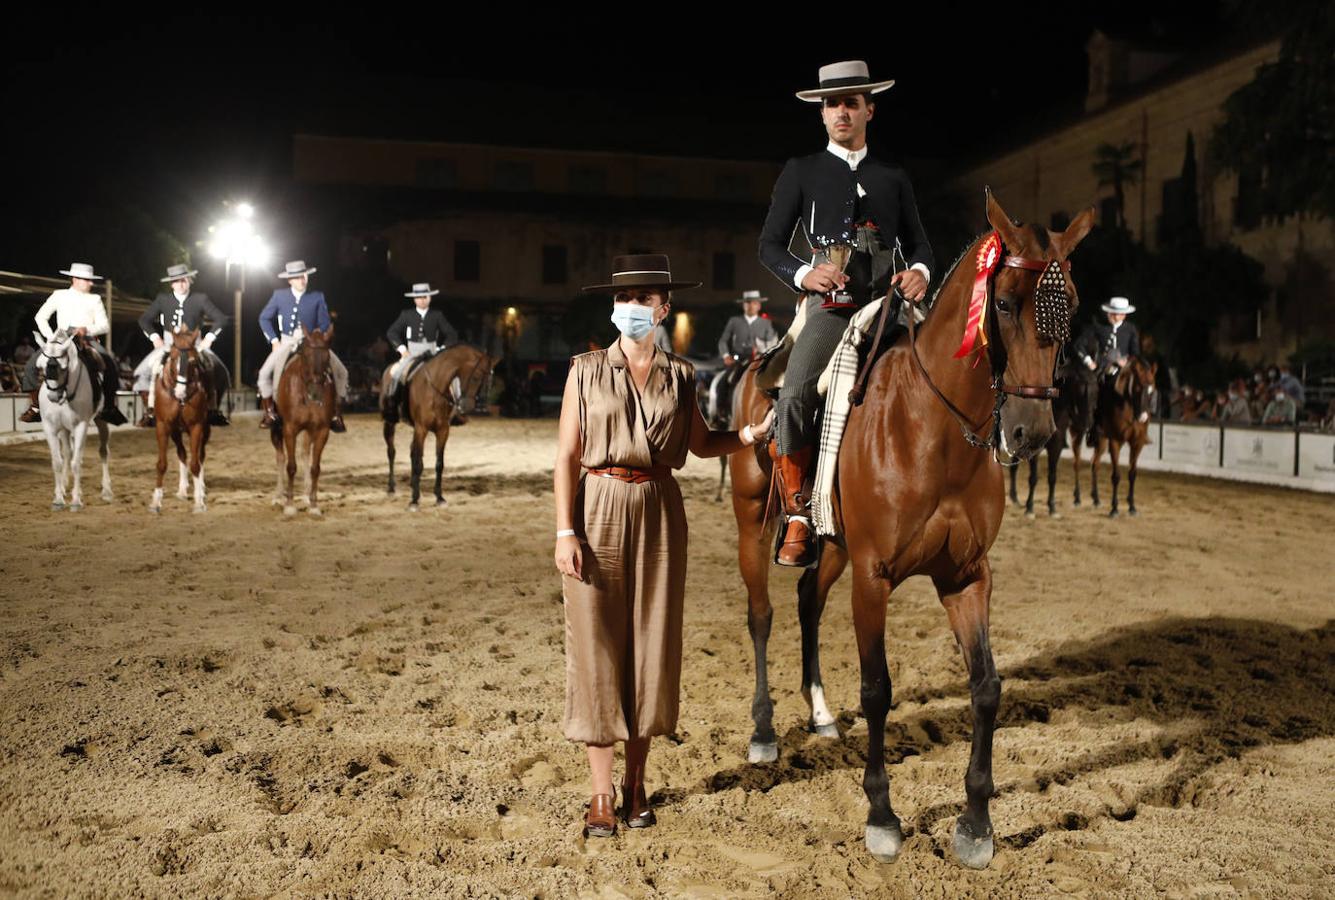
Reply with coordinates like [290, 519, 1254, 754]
[555, 535, 583, 580]
[751, 408, 776, 442]
[891, 269, 928, 303]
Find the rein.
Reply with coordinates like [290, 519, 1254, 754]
[44, 344, 84, 405]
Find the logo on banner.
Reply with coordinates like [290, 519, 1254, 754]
[1251, 437, 1264, 459]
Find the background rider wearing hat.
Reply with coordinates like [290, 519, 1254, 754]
[133, 263, 231, 427]
[1074, 296, 1142, 445]
[257, 260, 349, 432]
[383, 282, 460, 418]
[20, 262, 128, 426]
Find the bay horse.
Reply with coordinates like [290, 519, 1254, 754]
[1089, 357, 1156, 517]
[271, 326, 337, 517]
[729, 358, 845, 763]
[379, 344, 496, 510]
[835, 193, 1095, 867]
[149, 329, 214, 514]
[36, 329, 112, 511]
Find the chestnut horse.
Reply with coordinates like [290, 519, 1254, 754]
[150, 329, 213, 514]
[379, 344, 496, 510]
[1089, 357, 1156, 517]
[729, 361, 846, 763]
[831, 193, 1095, 867]
[270, 327, 337, 516]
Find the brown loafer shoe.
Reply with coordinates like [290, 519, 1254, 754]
[585, 792, 616, 838]
[621, 782, 656, 829]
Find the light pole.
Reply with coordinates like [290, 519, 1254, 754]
[206, 203, 268, 388]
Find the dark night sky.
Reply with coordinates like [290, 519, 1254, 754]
[3, 5, 1245, 279]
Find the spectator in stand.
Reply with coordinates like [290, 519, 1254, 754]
[13, 336, 36, 367]
[1180, 386, 1208, 422]
[1262, 386, 1297, 427]
[1209, 390, 1228, 422]
[1219, 384, 1252, 425]
[1322, 399, 1335, 434]
[1276, 363, 1304, 408]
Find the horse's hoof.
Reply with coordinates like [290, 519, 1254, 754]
[1072, 498, 1082, 507]
[148, 506, 161, 515]
[747, 741, 778, 764]
[953, 820, 994, 870]
[1049, 509, 1062, 519]
[308, 507, 323, 518]
[271, 497, 284, 507]
[283, 505, 297, 517]
[51, 502, 65, 511]
[810, 721, 839, 738]
[192, 504, 207, 514]
[407, 503, 420, 513]
[102, 492, 114, 502]
[1024, 509, 1035, 520]
[68, 503, 83, 512]
[434, 498, 448, 508]
[1109, 508, 1120, 519]
[865, 823, 904, 863]
[176, 492, 189, 501]
[1129, 508, 1139, 517]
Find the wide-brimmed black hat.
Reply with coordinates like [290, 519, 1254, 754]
[735, 289, 768, 304]
[160, 263, 199, 282]
[581, 253, 701, 293]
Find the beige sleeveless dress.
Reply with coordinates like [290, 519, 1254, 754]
[562, 339, 695, 744]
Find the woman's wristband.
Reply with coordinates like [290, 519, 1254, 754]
[740, 424, 755, 446]
[556, 529, 576, 538]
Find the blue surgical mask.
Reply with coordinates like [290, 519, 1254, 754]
[610, 304, 656, 340]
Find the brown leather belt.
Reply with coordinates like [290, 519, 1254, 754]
[584, 465, 671, 484]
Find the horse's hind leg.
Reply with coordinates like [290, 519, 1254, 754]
[270, 422, 286, 506]
[307, 428, 329, 517]
[407, 425, 427, 511]
[1108, 440, 1122, 518]
[1127, 442, 1143, 516]
[716, 456, 727, 503]
[1007, 465, 1019, 506]
[800, 541, 846, 737]
[97, 420, 112, 502]
[282, 427, 299, 516]
[383, 419, 397, 495]
[1071, 435, 1083, 507]
[1090, 438, 1103, 508]
[738, 496, 777, 763]
[851, 562, 902, 863]
[935, 560, 1000, 870]
[1024, 456, 1038, 518]
[432, 426, 448, 507]
[1046, 441, 1061, 517]
[172, 429, 189, 499]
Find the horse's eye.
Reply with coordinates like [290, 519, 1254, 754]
[995, 296, 1015, 314]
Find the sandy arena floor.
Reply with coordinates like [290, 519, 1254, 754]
[0, 415, 1331, 898]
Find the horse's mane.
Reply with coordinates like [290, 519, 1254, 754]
[919, 222, 1049, 327]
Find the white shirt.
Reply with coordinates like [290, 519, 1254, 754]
[744, 314, 758, 325]
[35, 288, 110, 340]
[792, 142, 932, 291]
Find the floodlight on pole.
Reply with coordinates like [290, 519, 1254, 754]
[206, 204, 270, 389]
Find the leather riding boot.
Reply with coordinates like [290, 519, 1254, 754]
[774, 446, 817, 567]
[584, 792, 617, 838]
[620, 779, 656, 829]
[97, 368, 127, 426]
[329, 398, 347, 433]
[19, 387, 41, 423]
[259, 397, 277, 428]
[135, 391, 154, 428]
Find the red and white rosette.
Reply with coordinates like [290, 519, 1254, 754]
[953, 231, 1001, 361]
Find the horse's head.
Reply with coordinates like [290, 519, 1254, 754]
[168, 327, 202, 400]
[1116, 357, 1158, 420]
[41, 329, 77, 398]
[302, 326, 334, 374]
[984, 191, 1095, 459]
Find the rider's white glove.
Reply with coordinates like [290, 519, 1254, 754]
[151, 334, 164, 351]
[200, 333, 216, 352]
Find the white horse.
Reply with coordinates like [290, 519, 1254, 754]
[36, 329, 112, 511]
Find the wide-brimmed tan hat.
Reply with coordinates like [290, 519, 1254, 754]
[160, 263, 199, 282]
[796, 61, 895, 102]
[736, 289, 768, 304]
[581, 253, 701, 293]
[277, 260, 318, 279]
[59, 262, 103, 281]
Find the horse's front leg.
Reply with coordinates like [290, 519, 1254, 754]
[1007, 465, 1019, 506]
[1071, 433, 1083, 506]
[189, 424, 207, 513]
[432, 425, 449, 507]
[270, 420, 286, 506]
[1090, 437, 1104, 508]
[282, 426, 299, 516]
[172, 429, 189, 499]
[67, 420, 89, 511]
[800, 541, 846, 738]
[715, 455, 727, 503]
[1046, 441, 1061, 517]
[97, 420, 112, 502]
[45, 425, 67, 511]
[1127, 440, 1143, 516]
[851, 562, 901, 863]
[935, 560, 1001, 870]
[151, 421, 169, 513]
[407, 424, 427, 511]
[1024, 456, 1038, 518]
[307, 427, 330, 517]
[383, 419, 397, 495]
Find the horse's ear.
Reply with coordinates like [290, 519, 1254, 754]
[1054, 205, 1097, 257]
[984, 187, 1026, 252]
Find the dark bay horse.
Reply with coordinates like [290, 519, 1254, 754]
[1090, 357, 1156, 516]
[729, 360, 846, 763]
[271, 327, 337, 517]
[1007, 361, 1092, 517]
[379, 345, 496, 510]
[835, 193, 1095, 867]
[150, 329, 216, 513]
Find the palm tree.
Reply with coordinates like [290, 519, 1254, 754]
[1092, 142, 1145, 231]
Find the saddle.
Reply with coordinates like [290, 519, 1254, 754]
[70, 338, 105, 409]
